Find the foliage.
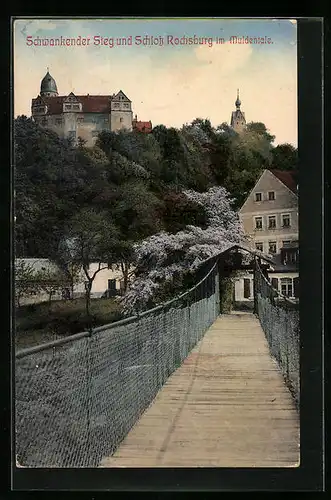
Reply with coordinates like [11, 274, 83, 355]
[34, 265, 68, 306]
[15, 260, 41, 307]
[15, 298, 122, 349]
[14, 114, 297, 325]
[270, 143, 298, 171]
[62, 208, 121, 318]
[120, 186, 247, 315]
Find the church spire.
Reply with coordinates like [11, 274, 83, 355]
[230, 88, 246, 132]
[235, 88, 241, 109]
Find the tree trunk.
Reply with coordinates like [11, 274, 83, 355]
[85, 280, 92, 319]
[70, 279, 74, 300]
[122, 261, 129, 294]
[48, 290, 53, 312]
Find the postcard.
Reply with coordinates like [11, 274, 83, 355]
[13, 17, 302, 473]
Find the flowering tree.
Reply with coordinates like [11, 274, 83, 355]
[120, 186, 247, 315]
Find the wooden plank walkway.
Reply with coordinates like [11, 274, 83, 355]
[100, 312, 300, 468]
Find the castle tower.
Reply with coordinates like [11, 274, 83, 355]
[40, 69, 58, 97]
[230, 89, 246, 132]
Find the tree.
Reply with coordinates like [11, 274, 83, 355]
[63, 208, 120, 319]
[120, 186, 246, 315]
[15, 260, 41, 307]
[271, 143, 298, 170]
[109, 181, 164, 293]
[161, 192, 208, 234]
[35, 265, 68, 309]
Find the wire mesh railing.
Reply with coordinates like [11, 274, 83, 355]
[15, 258, 220, 468]
[254, 259, 300, 408]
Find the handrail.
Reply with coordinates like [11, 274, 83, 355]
[16, 243, 272, 359]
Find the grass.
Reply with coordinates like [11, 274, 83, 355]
[15, 298, 123, 350]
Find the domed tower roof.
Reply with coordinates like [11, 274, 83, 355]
[40, 69, 58, 96]
[235, 88, 241, 108]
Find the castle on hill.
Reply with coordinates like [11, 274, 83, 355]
[31, 70, 245, 146]
[31, 70, 152, 147]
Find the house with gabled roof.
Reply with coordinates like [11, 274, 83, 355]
[234, 168, 299, 302]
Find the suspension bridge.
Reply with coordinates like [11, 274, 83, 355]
[15, 246, 300, 468]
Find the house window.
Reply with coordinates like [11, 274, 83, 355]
[73, 104, 80, 110]
[68, 130, 76, 140]
[64, 104, 72, 111]
[268, 191, 275, 200]
[282, 214, 291, 228]
[280, 278, 293, 298]
[282, 240, 291, 248]
[113, 103, 120, 108]
[120, 117, 124, 123]
[268, 216, 276, 229]
[124, 103, 129, 108]
[271, 277, 279, 291]
[56, 118, 62, 125]
[255, 217, 263, 230]
[255, 192, 262, 202]
[282, 250, 298, 265]
[268, 241, 277, 254]
[255, 242, 264, 252]
[243, 279, 251, 298]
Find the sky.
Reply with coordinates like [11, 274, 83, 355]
[14, 18, 297, 146]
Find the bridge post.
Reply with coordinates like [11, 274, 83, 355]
[253, 257, 258, 315]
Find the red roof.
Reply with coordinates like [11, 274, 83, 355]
[32, 95, 111, 114]
[133, 120, 152, 133]
[269, 169, 298, 194]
